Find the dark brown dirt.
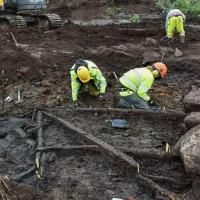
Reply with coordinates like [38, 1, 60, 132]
[0, 0, 200, 199]
[0, 110, 191, 200]
[1, 22, 199, 111]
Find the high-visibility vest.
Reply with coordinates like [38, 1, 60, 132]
[70, 60, 107, 101]
[119, 67, 154, 101]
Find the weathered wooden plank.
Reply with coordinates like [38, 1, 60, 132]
[35, 111, 43, 178]
[37, 145, 179, 159]
[39, 107, 186, 120]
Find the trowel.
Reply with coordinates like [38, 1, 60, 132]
[111, 119, 129, 129]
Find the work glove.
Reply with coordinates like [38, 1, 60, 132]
[148, 99, 156, 106]
[99, 93, 106, 101]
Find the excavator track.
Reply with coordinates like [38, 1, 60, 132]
[39, 13, 63, 29]
[0, 15, 26, 28]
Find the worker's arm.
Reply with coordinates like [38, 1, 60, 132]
[70, 70, 81, 102]
[92, 68, 107, 94]
[137, 79, 153, 102]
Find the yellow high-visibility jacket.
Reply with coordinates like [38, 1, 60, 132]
[119, 67, 154, 101]
[70, 60, 107, 101]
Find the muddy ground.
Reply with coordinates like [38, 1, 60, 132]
[0, 110, 191, 200]
[0, 0, 200, 199]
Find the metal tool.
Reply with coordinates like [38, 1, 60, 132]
[14, 85, 23, 104]
[111, 119, 129, 129]
[113, 72, 119, 82]
[161, 52, 165, 62]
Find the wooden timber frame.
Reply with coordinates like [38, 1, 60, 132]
[42, 111, 181, 200]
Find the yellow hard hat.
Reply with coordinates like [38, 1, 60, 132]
[77, 66, 90, 83]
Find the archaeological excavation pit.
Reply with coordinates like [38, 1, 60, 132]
[0, 108, 195, 200]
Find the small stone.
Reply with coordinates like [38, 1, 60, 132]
[41, 80, 52, 87]
[19, 67, 30, 75]
[174, 48, 183, 57]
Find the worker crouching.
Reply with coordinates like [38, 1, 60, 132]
[70, 59, 107, 105]
[166, 9, 186, 44]
[117, 62, 167, 110]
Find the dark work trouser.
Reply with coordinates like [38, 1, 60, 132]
[118, 93, 150, 109]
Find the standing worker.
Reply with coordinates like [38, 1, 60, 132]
[166, 9, 186, 44]
[118, 62, 167, 110]
[70, 59, 107, 105]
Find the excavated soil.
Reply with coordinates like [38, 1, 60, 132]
[0, 110, 191, 200]
[0, 0, 200, 199]
[1, 22, 200, 111]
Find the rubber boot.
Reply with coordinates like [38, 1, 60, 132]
[168, 37, 173, 46]
[180, 36, 185, 44]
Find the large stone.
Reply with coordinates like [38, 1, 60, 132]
[145, 37, 158, 46]
[183, 87, 200, 112]
[184, 112, 200, 129]
[180, 125, 200, 175]
[142, 51, 161, 66]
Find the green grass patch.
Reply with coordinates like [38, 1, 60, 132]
[155, 0, 200, 16]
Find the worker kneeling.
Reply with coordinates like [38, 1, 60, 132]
[70, 59, 107, 104]
[118, 62, 167, 110]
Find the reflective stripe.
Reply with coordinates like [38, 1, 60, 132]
[119, 90, 134, 97]
[123, 74, 137, 92]
[139, 83, 149, 93]
[134, 69, 141, 83]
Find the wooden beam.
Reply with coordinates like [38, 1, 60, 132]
[42, 111, 181, 200]
[39, 107, 186, 120]
[37, 145, 179, 159]
[42, 111, 139, 171]
[35, 111, 43, 178]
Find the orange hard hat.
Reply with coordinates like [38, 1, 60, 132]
[153, 62, 167, 78]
